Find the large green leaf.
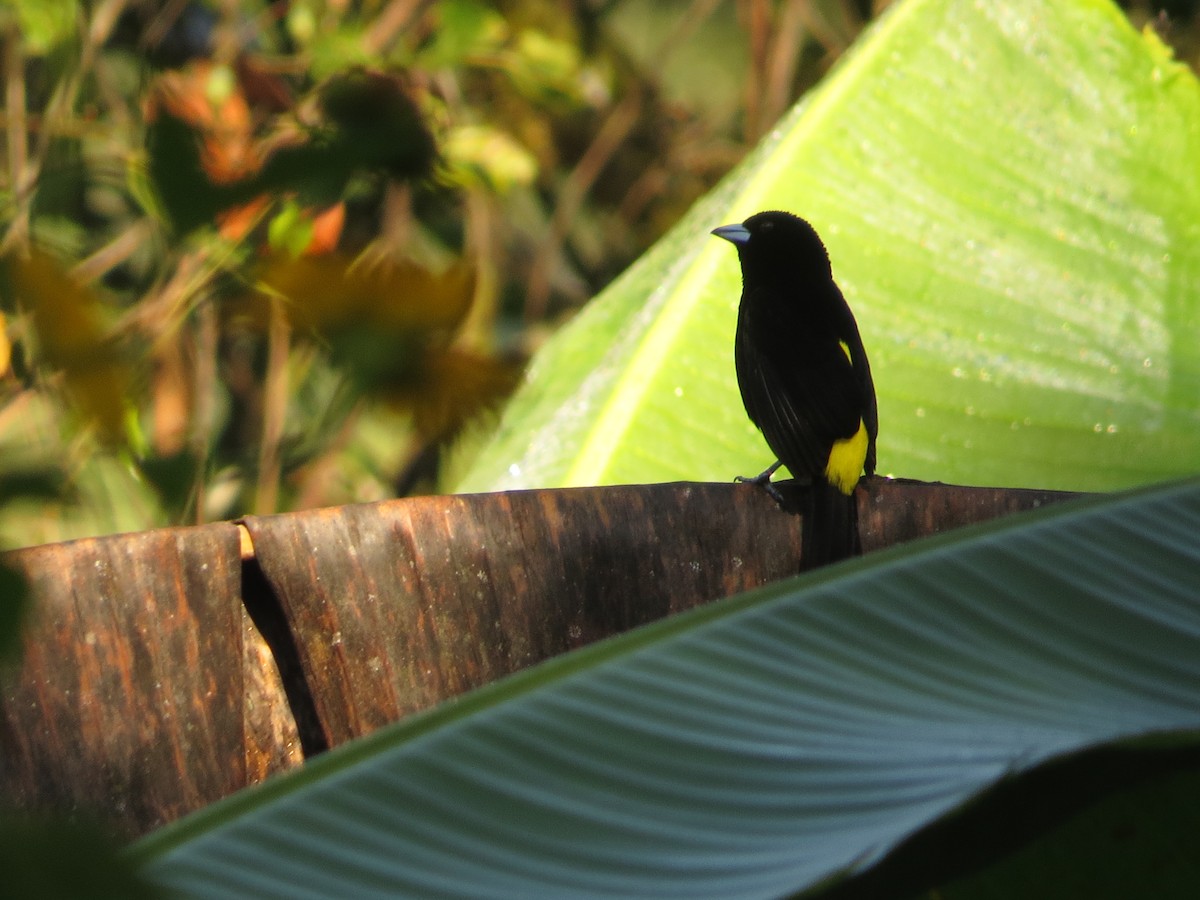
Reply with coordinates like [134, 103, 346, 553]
[132, 480, 1200, 897]
[458, 0, 1200, 494]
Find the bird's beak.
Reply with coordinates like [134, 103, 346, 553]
[711, 223, 751, 245]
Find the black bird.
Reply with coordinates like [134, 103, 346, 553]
[712, 210, 878, 564]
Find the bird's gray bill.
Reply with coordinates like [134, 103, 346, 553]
[711, 223, 751, 245]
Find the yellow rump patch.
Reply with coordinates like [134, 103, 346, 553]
[825, 418, 868, 495]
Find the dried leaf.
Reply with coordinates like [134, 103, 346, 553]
[387, 346, 522, 440]
[4, 251, 132, 444]
[147, 69, 435, 235]
[243, 253, 476, 335]
[152, 62, 260, 184]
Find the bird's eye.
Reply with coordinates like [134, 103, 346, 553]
[760, 221, 774, 232]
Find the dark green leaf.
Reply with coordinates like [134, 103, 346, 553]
[0, 814, 161, 900]
[136, 451, 201, 521]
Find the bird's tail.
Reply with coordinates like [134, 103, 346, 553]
[802, 479, 862, 567]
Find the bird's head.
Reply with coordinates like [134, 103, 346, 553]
[711, 210, 832, 283]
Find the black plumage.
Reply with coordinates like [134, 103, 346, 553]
[712, 210, 878, 563]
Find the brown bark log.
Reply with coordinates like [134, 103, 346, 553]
[240, 481, 810, 749]
[0, 479, 1075, 835]
[0, 524, 300, 837]
[857, 477, 1074, 553]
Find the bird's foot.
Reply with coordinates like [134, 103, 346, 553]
[735, 461, 785, 505]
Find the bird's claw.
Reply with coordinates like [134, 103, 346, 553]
[735, 470, 786, 506]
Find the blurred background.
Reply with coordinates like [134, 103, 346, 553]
[0, 0, 1195, 546]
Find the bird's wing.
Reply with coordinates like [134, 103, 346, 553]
[735, 287, 866, 480]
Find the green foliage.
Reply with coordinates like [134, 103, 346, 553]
[3, 0, 855, 543]
[460, 0, 1200, 495]
[147, 70, 437, 235]
[417, 0, 508, 69]
[1, 0, 76, 56]
[10, 1, 1192, 538]
[0, 813, 161, 899]
[4, 2, 1200, 894]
